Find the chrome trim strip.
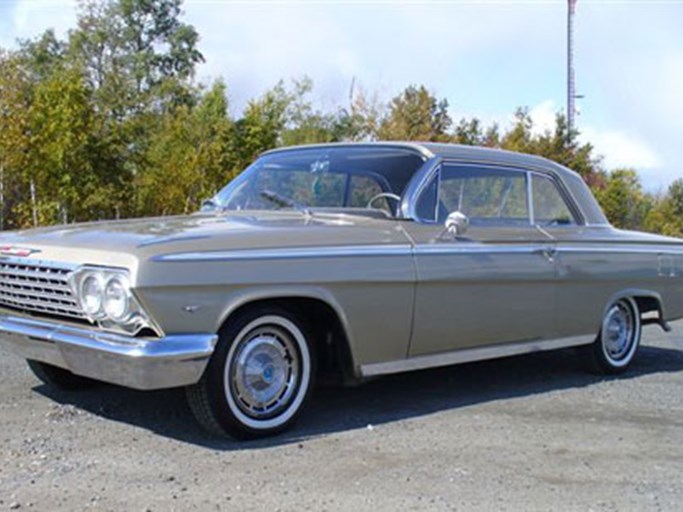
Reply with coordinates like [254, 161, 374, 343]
[526, 171, 535, 224]
[261, 141, 436, 161]
[154, 243, 683, 263]
[154, 244, 414, 263]
[414, 244, 542, 256]
[0, 313, 218, 390]
[557, 246, 683, 255]
[400, 156, 443, 221]
[360, 334, 595, 377]
[0, 256, 79, 271]
[137, 234, 212, 248]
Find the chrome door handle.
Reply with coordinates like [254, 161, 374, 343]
[533, 247, 556, 263]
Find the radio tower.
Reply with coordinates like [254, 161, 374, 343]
[567, 0, 577, 137]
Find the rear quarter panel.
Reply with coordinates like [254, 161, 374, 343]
[551, 227, 683, 337]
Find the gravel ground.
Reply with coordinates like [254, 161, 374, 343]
[1, 323, 683, 511]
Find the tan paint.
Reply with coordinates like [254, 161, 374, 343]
[0, 143, 682, 379]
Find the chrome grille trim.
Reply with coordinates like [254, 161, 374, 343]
[0, 258, 85, 321]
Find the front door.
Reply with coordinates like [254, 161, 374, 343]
[402, 163, 558, 357]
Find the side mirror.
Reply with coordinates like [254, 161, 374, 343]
[445, 211, 469, 236]
[201, 198, 218, 211]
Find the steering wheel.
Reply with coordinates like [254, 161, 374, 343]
[366, 192, 401, 215]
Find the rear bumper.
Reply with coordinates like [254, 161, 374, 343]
[0, 313, 218, 390]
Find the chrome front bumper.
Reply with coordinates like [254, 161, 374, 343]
[0, 314, 218, 390]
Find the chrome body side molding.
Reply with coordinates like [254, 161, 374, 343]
[360, 334, 595, 377]
[153, 244, 413, 263]
[154, 242, 683, 264]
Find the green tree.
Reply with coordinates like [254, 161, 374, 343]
[453, 118, 500, 147]
[594, 168, 651, 230]
[69, 0, 203, 118]
[24, 66, 95, 224]
[0, 50, 33, 229]
[644, 179, 683, 237]
[378, 85, 451, 142]
[137, 80, 233, 216]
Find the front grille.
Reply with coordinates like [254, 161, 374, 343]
[0, 259, 86, 321]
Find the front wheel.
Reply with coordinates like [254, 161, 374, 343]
[589, 297, 641, 374]
[186, 306, 315, 439]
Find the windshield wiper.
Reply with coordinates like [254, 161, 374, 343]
[260, 190, 312, 217]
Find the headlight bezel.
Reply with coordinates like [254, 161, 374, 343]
[79, 272, 106, 319]
[70, 266, 159, 336]
[103, 274, 132, 322]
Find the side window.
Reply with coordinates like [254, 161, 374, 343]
[531, 175, 576, 226]
[435, 165, 529, 226]
[348, 175, 386, 210]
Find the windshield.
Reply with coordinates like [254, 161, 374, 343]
[207, 146, 425, 215]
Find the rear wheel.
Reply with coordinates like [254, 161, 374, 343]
[186, 306, 315, 439]
[26, 360, 99, 391]
[589, 297, 641, 374]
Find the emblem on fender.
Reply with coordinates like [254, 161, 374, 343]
[0, 246, 41, 257]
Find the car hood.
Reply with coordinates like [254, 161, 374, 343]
[0, 210, 409, 270]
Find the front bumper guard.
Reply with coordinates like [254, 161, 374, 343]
[0, 314, 218, 390]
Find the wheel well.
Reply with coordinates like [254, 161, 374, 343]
[632, 295, 671, 331]
[633, 296, 660, 315]
[222, 297, 356, 385]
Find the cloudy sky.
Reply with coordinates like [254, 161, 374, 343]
[1, 0, 681, 190]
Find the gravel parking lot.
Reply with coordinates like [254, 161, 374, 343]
[1, 322, 683, 511]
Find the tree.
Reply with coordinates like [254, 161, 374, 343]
[594, 168, 651, 230]
[136, 80, 233, 216]
[644, 179, 683, 237]
[24, 66, 97, 224]
[378, 85, 451, 142]
[69, 0, 203, 118]
[453, 118, 500, 147]
[0, 51, 33, 229]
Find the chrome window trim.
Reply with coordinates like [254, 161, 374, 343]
[400, 156, 442, 222]
[528, 171, 581, 227]
[433, 166, 442, 223]
[408, 162, 534, 226]
[261, 142, 436, 161]
[403, 157, 589, 226]
[526, 171, 535, 224]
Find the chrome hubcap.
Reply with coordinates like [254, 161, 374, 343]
[230, 326, 300, 419]
[602, 301, 635, 361]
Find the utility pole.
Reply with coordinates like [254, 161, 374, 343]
[567, 0, 578, 138]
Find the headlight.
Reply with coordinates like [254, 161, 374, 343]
[80, 273, 105, 317]
[71, 267, 158, 336]
[104, 275, 130, 321]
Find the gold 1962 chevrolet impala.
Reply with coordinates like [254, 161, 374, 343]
[0, 142, 681, 439]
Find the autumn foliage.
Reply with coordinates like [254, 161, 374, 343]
[0, 0, 680, 235]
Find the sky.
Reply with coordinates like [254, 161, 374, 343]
[0, 0, 682, 191]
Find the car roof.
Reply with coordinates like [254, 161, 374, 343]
[262, 141, 582, 181]
[261, 141, 608, 225]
